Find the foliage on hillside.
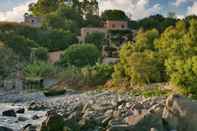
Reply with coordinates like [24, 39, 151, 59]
[60, 44, 100, 67]
[0, 48, 19, 79]
[113, 19, 197, 96]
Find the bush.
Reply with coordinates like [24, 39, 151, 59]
[155, 19, 197, 95]
[23, 61, 57, 78]
[81, 64, 113, 86]
[165, 56, 197, 95]
[58, 64, 113, 88]
[1, 34, 38, 60]
[0, 47, 19, 79]
[112, 29, 163, 86]
[113, 49, 163, 86]
[33, 47, 48, 61]
[60, 44, 100, 67]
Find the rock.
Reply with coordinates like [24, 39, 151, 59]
[28, 101, 47, 111]
[125, 112, 164, 131]
[18, 116, 28, 121]
[16, 108, 25, 114]
[150, 128, 158, 131]
[2, 109, 16, 117]
[32, 114, 40, 120]
[40, 110, 65, 131]
[64, 111, 80, 131]
[107, 124, 131, 131]
[162, 94, 197, 131]
[23, 124, 39, 131]
[148, 103, 165, 117]
[0, 126, 13, 131]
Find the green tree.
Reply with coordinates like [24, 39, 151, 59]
[23, 61, 57, 78]
[0, 48, 19, 79]
[112, 29, 163, 86]
[135, 14, 177, 32]
[2, 34, 38, 60]
[60, 44, 100, 67]
[79, 0, 99, 18]
[156, 19, 197, 95]
[33, 47, 48, 61]
[43, 5, 82, 34]
[101, 10, 129, 21]
[30, 0, 65, 16]
[85, 32, 107, 50]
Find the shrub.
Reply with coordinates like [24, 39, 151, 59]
[2, 34, 38, 60]
[113, 49, 163, 86]
[165, 56, 197, 95]
[0, 47, 19, 79]
[33, 47, 48, 61]
[60, 44, 100, 67]
[58, 64, 113, 88]
[23, 61, 57, 78]
[155, 19, 197, 95]
[81, 64, 114, 86]
[112, 29, 162, 86]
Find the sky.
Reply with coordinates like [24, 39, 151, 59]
[0, 0, 197, 22]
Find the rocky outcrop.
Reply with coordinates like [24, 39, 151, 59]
[2, 90, 197, 131]
[40, 110, 64, 131]
[163, 94, 197, 131]
[28, 101, 48, 111]
[2, 109, 16, 117]
[16, 108, 25, 114]
[0, 126, 13, 131]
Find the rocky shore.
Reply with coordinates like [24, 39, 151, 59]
[0, 89, 197, 131]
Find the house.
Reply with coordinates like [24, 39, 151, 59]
[79, 27, 108, 42]
[104, 20, 128, 30]
[24, 14, 42, 28]
[78, 20, 132, 64]
[79, 20, 129, 43]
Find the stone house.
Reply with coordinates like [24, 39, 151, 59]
[79, 20, 129, 43]
[24, 14, 42, 28]
[104, 20, 128, 30]
[79, 27, 108, 42]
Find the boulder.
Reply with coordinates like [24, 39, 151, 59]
[2, 109, 16, 117]
[28, 101, 47, 111]
[64, 111, 80, 131]
[124, 112, 164, 131]
[32, 114, 40, 120]
[18, 116, 28, 121]
[162, 94, 197, 131]
[22, 124, 39, 131]
[0, 126, 13, 131]
[40, 110, 65, 131]
[16, 108, 25, 114]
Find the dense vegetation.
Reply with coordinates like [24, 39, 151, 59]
[0, 0, 197, 97]
[113, 19, 197, 96]
[60, 44, 100, 67]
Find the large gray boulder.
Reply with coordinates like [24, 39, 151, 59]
[40, 110, 64, 131]
[2, 109, 16, 117]
[162, 94, 197, 131]
[0, 126, 13, 131]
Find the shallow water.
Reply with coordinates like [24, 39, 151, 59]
[0, 103, 46, 130]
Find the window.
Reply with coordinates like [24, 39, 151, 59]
[112, 24, 116, 28]
[121, 24, 125, 28]
[31, 19, 34, 23]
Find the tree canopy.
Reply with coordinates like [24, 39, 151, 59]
[101, 10, 129, 21]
